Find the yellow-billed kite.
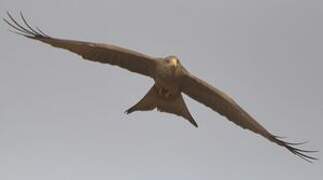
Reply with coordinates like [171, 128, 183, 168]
[3, 12, 317, 162]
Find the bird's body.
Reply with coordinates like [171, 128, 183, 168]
[3, 12, 317, 162]
[125, 56, 198, 126]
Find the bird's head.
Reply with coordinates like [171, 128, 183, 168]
[165, 56, 180, 68]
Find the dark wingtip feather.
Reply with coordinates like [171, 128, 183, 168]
[3, 11, 49, 39]
[7, 29, 34, 38]
[271, 135, 318, 163]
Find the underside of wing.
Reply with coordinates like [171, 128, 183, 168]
[180, 71, 317, 162]
[3, 12, 158, 77]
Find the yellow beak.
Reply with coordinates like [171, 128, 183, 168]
[170, 58, 178, 67]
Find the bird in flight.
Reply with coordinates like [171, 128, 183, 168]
[3, 12, 317, 162]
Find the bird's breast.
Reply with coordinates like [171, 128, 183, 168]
[154, 64, 181, 94]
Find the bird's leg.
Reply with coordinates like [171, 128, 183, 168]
[164, 91, 172, 98]
[157, 88, 164, 96]
[157, 87, 172, 99]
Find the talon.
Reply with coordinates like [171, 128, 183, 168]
[156, 87, 172, 99]
[158, 88, 163, 95]
[165, 92, 171, 98]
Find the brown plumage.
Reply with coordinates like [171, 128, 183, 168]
[4, 12, 317, 162]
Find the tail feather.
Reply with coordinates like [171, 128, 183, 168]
[125, 84, 198, 127]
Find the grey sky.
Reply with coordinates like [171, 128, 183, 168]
[0, 0, 322, 179]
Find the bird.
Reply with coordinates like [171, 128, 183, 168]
[3, 12, 317, 162]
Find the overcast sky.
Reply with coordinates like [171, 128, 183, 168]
[0, 0, 322, 179]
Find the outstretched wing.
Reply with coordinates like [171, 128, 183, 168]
[3, 12, 158, 77]
[180, 71, 317, 162]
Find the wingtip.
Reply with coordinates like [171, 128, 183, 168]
[3, 11, 50, 39]
[271, 135, 318, 163]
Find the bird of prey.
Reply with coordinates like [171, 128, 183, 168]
[3, 12, 317, 162]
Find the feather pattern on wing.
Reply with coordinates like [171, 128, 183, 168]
[180, 71, 317, 162]
[3, 12, 158, 77]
